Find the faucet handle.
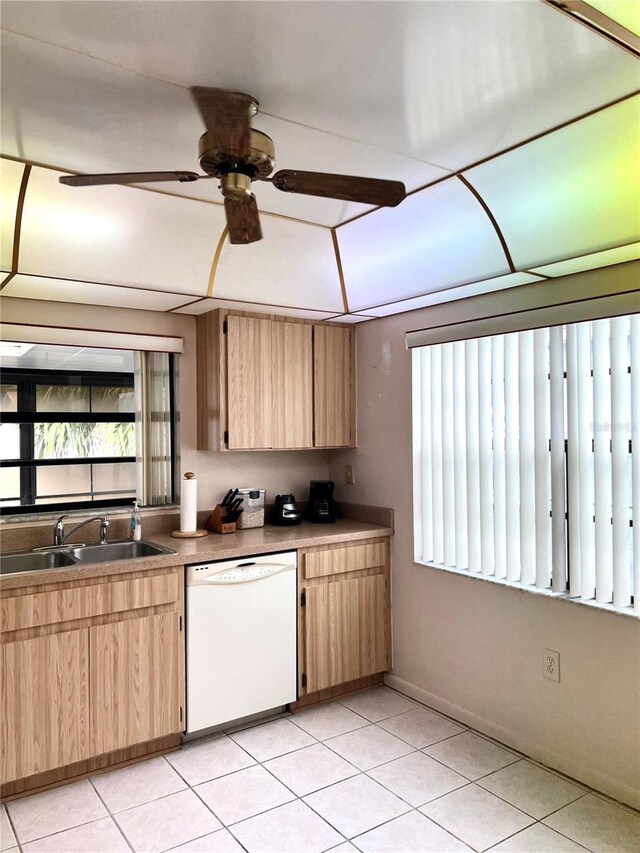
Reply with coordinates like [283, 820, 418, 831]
[53, 515, 69, 546]
[99, 516, 109, 545]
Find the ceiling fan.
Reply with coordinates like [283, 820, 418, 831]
[59, 87, 407, 245]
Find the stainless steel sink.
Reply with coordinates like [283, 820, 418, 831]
[67, 540, 175, 562]
[0, 539, 175, 575]
[0, 549, 78, 575]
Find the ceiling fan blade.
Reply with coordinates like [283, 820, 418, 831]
[271, 170, 406, 207]
[224, 195, 262, 244]
[59, 171, 201, 187]
[190, 87, 254, 161]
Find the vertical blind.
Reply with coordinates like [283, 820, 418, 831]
[134, 352, 174, 506]
[412, 314, 638, 612]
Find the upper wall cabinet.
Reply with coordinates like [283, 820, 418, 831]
[466, 95, 640, 270]
[314, 325, 354, 448]
[197, 310, 355, 451]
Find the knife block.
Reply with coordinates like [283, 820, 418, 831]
[206, 504, 237, 534]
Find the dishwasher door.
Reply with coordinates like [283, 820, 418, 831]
[186, 552, 297, 734]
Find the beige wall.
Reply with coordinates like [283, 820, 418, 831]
[0, 297, 331, 510]
[329, 308, 640, 809]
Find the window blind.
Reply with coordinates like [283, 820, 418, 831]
[413, 314, 638, 612]
[135, 352, 174, 506]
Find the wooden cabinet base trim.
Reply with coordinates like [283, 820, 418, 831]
[291, 673, 383, 710]
[1, 734, 180, 800]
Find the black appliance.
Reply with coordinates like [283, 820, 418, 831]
[272, 494, 302, 525]
[309, 480, 338, 523]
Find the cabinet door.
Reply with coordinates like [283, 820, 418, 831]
[1, 629, 89, 781]
[226, 315, 273, 449]
[272, 321, 313, 448]
[314, 325, 354, 447]
[90, 612, 180, 755]
[304, 575, 389, 693]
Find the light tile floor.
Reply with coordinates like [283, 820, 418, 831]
[2, 686, 639, 853]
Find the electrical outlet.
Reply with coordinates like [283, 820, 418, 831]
[544, 648, 560, 682]
[345, 464, 355, 485]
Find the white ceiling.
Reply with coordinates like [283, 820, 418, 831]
[0, 1, 638, 320]
[2, 1, 637, 223]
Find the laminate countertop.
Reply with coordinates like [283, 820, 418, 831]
[0, 519, 392, 590]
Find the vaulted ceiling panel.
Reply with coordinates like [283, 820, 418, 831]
[0, 31, 202, 183]
[2, 1, 637, 170]
[466, 95, 640, 270]
[213, 218, 344, 313]
[1, 274, 188, 311]
[0, 159, 25, 271]
[248, 114, 451, 226]
[172, 298, 336, 320]
[337, 178, 511, 313]
[530, 242, 640, 277]
[18, 166, 225, 295]
[0, 30, 448, 227]
[363, 271, 546, 317]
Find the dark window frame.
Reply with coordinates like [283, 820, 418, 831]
[1, 366, 140, 516]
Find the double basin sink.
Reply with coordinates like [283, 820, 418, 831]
[1, 540, 176, 576]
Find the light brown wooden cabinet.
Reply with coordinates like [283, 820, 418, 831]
[314, 324, 354, 448]
[1, 629, 89, 781]
[297, 538, 391, 699]
[197, 309, 355, 451]
[1, 567, 184, 796]
[90, 611, 181, 755]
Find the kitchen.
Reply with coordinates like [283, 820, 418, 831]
[1, 2, 639, 853]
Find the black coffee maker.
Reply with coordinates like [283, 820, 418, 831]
[309, 480, 338, 523]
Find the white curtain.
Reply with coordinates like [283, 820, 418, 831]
[413, 314, 637, 612]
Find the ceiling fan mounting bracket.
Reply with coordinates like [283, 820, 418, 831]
[220, 172, 253, 201]
[198, 129, 275, 180]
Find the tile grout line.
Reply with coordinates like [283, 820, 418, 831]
[8, 687, 637, 851]
[86, 776, 137, 853]
[2, 804, 21, 853]
[376, 685, 631, 815]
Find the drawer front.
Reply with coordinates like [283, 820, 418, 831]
[304, 542, 386, 580]
[1, 572, 180, 633]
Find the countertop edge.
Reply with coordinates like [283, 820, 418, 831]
[0, 521, 392, 591]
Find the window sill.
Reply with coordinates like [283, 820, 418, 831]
[414, 560, 639, 620]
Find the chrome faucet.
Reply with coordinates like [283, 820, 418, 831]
[54, 515, 109, 546]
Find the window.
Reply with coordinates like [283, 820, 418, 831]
[412, 314, 638, 614]
[0, 344, 176, 514]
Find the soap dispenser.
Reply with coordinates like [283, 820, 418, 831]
[130, 500, 142, 541]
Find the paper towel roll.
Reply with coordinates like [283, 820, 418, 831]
[180, 472, 198, 532]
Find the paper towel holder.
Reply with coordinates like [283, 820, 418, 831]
[171, 471, 208, 539]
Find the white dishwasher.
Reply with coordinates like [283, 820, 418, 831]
[185, 551, 297, 734]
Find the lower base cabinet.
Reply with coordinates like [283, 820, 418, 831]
[0, 567, 184, 792]
[1, 629, 89, 781]
[90, 612, 181, 755]
[298, 538, 391, 698]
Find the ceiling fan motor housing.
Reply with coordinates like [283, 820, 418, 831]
[198, 129, 275, 182]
